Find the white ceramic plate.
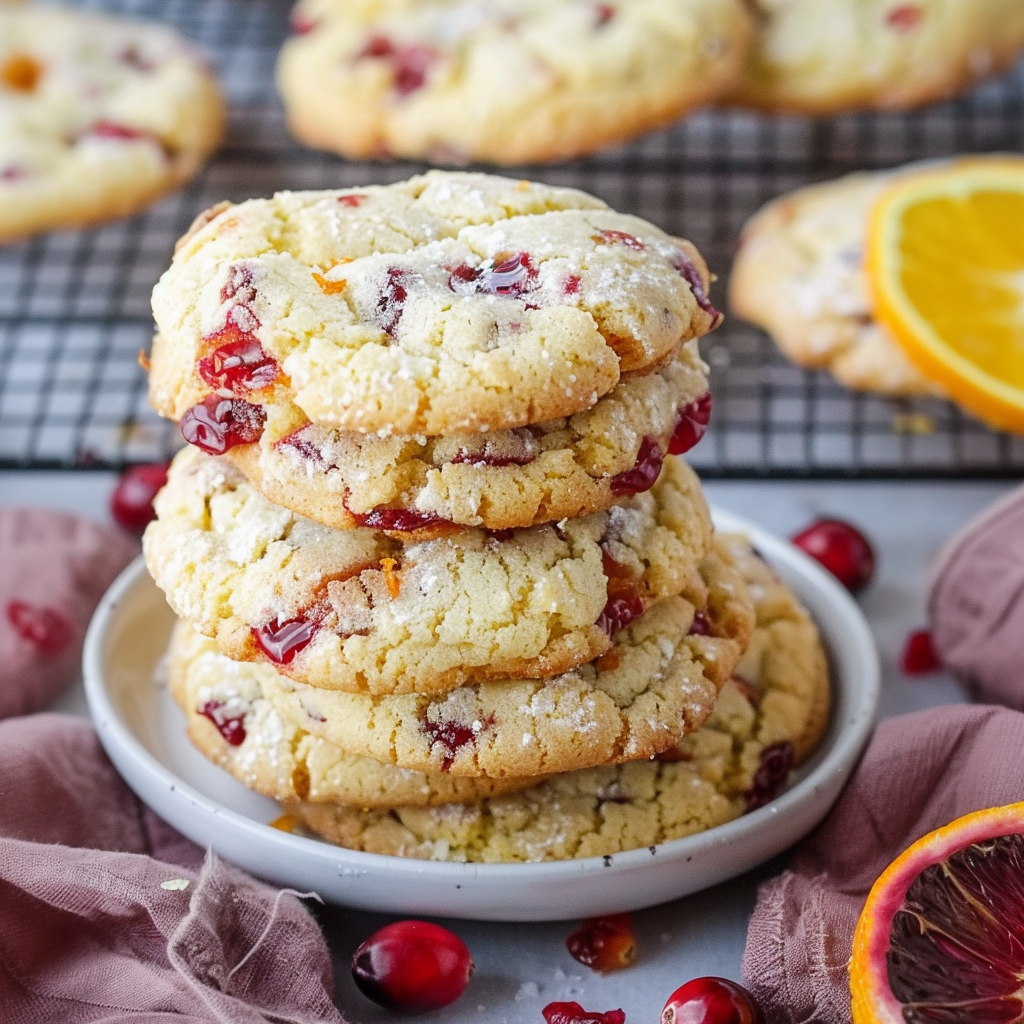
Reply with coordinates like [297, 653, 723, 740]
[83, 510, 879, 922]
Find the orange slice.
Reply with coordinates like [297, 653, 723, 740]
[850, 802, 1024, 1024]
[867, 156, 1024, 432]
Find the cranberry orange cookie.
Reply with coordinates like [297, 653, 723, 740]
[277, 0, 752, 165]
[222, 341, 711, 535]
[728, 0, 1024, 114]
[0, 6, 223, 243]
[144, 447, 713, 695]
[729, 171, 942, 396]
[168, 622, 538, 808]
[259, 538, 755, 778]
[284, 535, 831, 861]
[149, 172, 722, 437]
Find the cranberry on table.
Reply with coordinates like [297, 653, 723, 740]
[790, 517, 875, 593]
[543, 1002, 626, 1024]
[351, 920, 473, 1014]
[661, 977, 763, 1024]
[110, 462, 169, 533]
[900, 627, 941, 675]
[566, 913, 636, 973]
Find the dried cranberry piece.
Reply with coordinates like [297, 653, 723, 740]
[351, 920, 473, 1013]
[6, 601, 74, 655]
[566, 914, 636, 973]
[86, 121, 149, 143]
[0, 167, 26, 182]
[661, 977, 764, 1024]
[198, 336, 279, 393]
[110, 462, 169, 533]
[357, 35, 438, 96]
[221, 264, 256, 305]
[276, 426, 333, 470]
[337, 193, 367, 207]
[448, 429, 537, 467]
[117, 45, 155, 72]
[901, 628, 941, 675]
[609, 436, 663, 497]
[886, 4, 923, 30]
[594, 4, 616, 26]
[253, 615, 320, 665]
[290, 10, 317, 33]
[199, 699, 247, 746]
[688, 610, 711, 636]
[180, 396, 266, 455]
[449, 252, 539, 300]
[598, 590, 645, 638]
[744, 742, 794, 811]
[563, 273, 582, 296]
[671, 251, 720, 321]
[423, 714, 493, 772]
[668, 392, 713, 456]
[543, 1002, 626, 1024]
[593, 229, 645, 251]
[374, 267, 412, 337]
[351, 508, 452, 533]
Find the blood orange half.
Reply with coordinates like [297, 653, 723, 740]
[850, 802, 1024, 1024]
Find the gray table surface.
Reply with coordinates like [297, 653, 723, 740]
[0, 470, 1012, 1023]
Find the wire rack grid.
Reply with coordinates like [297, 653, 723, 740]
[2, 0, 1024, 477]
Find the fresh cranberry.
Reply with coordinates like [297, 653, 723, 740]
[357, 36, 438, 96]
[790, 518, 875, 593]
[886, 4, 923, 30]
[688, 610, 711, 636]
[901, 628, 941, 675]
[198, 336, 278, 393]
[543, 1002, 625, 1024]
[593, 229, 644, 251]
[253, 615, 320, 665]
[661, 977, 763, 1024]
[668, 393, 713, 456]
[199, 700, 247, 746]
[350, 508, 452, 533]
[423, 715, 493, 772]
[449, 252, 539, 301]
[610, 437, 663, 497]
[594, 4, 616, 26]
[6, 601, 74, 655]
[180, 396, 266, 455]
[375, 267, 412, 337]
[671, 251, 720, 321]
[110, 462, 169, 533]
[566, 914, 636, 973]
[744, 742, 794, 811]
[351, 920, 473, 1013]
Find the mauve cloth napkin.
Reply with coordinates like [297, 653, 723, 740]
[929, 484, 1024, 709]
[0, 508, 138, 719]
[741, 704, 1024, 1024]
[0, 713, 347, 1023]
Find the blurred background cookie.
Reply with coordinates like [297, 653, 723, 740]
[276, 0, 753, 164]
[0, 5, 224, 243]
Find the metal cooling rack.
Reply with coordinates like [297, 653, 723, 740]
[3, 0, 1024, 477]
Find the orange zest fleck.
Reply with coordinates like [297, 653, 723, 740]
[137, 349, 152, 372]
[269, 814, 297, 833]
[595, 647, 621, 672]
[380, 557, 400, 598]
[1, 54, 43, 92]
[312, 271, 347, 295]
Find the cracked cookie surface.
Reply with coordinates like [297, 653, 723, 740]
[221, 340, 711, 534]
[168, 621, 538, 808]
[277, 0, 752, 165]
[144, 447, 713, 695]
[727, 0, 1024, 114]
[149, 171, 721, 438]
[0, 6, 223, 243]
[730, 170, 943, 397]
[284, 533, 830, 860]
[260, 536, 755, 778]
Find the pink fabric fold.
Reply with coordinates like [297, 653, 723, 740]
[928, 484, 1024, 709]
[742, 704, 1024, 1024]
[0, 714, 346, 1024]
[0, 509, 139, 719]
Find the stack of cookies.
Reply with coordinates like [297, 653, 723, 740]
[143, 171, 830, 862]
